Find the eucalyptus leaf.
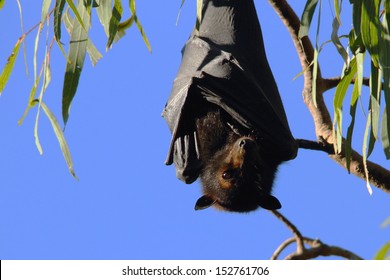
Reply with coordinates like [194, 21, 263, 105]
[299, 0, 319, 38]
[0, 37, 22, 95]
[62, 0, 91, 125]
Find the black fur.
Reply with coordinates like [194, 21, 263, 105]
[195, 105, 282, 212]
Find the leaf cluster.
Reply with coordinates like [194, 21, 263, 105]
[0, 0, 150, 177]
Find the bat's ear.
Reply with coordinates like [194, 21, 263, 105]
[258, 195, 282, 210]
[195, 195, 216, 210]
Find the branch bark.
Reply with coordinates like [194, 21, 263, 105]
[270, 211, 363, 260]
[268, 0, 390, 193]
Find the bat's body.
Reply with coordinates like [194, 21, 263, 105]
[163, 0, 297, 212]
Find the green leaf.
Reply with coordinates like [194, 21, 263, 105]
[361, 0, 380, 67]
[331, 3, 349, 67]
[87, 40, 102, 66]
[352, 0, 362, 36]
[118, 15, 134, 32]
[129, 0, 151, 52]
[18, 74, 42, 126]
[345, 52, 364, 172]
[374, 242, 390, 260]
[33, 24, 43, 82]
[0, 37, 22, 95]
[0, 0, 5, 10]
[106, 0, 123, 50]
[345, 93, 358, 173]
[34, 48, 52, 155]
[362, 110, 373, 195]
[379, 11, 390, 159]
[367, 60, 380, 159]
[65, 0, 87, 31]
[63, 8, 102, 66]
[312, 48, 319, 108]
[299, 0, 319, 38]
[334, 57, 357, 154]
[369, 61, 381, 141]
[382, 108, 390, 159]
[54, 0, 66, 42]
[41, 101, 78, 179]
[96, 0, 112, 37]
[334, 0, 341, 24]
[33, 100, 43, 155]
[41, 0, 52, 23]
[62, 0, 91, 125]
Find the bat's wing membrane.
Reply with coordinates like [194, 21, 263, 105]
[163, 0, 298, 183]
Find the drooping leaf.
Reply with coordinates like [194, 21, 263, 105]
[334, 0, 341, 24]
[362, 110, 373, 195]
[299, 0, 319, 38]
[18, 72, 43, 126]
[361, 0, 380, 67]
[87, 40, 102, 66]
[334, 56, 358, 154]
[352, 0, 362, 36]
[63, 7, 102, 66]
[386, 1, 390, 37]
[382, 108, 390, 159]
[369, 61, 382, 141]
[54, 0, 66, 49]
[33, 23, 44, 82]
[311, 0, 323, 108]
[345, 52, 364, 172]
[106, 0, 123, 50]
[345, 88, 358, 173]
[379, 11, 390, 159]
[41, 101, 78, 179]
[96, 0, 112, 36]
[41, 0, 52, 23]
[34, 46, 52, 154]
[129, 0, 151, 52]
[62, 0, 91, 125]
[118, 15, 134, 32]
[15, 0, 28, 77]
[374, 242, 390, 260]
[65, 0, 87, 31]
[312, 48, 319, 108]
[331, 4, 349, 67]
[0, 37, 23, 95]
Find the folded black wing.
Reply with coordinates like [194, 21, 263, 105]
[162, 0, 297, 183]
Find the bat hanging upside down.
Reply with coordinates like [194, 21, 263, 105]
[162, 0, 298, 212]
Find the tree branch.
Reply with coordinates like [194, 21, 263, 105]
[268, 0, 390, 192]
[270, 211, 363, 260]
[286, 237, 363, 260]
[321, 76, 372, 91]
[270, 210, 305, 255]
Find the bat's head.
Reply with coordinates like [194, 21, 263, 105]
[197, 136, 281, 212]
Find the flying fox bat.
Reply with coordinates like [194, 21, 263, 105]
[162, 0, 298, 212]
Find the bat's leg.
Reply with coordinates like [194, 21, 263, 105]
[296, 138, 335, 154]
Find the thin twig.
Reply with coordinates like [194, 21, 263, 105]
[270, 210, 305, 254]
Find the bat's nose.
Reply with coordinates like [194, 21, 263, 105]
[239, 139, 247, 147]
[238, 137, 254, 148]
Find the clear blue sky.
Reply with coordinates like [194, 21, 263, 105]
[0, 1, 389, 260]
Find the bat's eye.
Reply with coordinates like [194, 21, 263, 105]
[222, 169, 236, 180]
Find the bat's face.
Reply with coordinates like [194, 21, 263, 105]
[197, 136, 281, 212]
